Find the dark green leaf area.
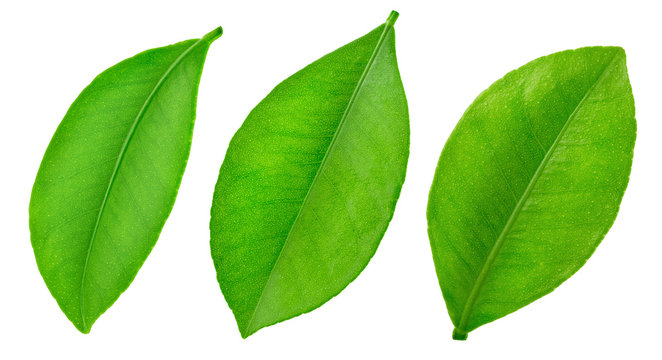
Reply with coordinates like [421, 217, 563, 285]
[211, 13, 408, 338]
[427, 46, 635, 339]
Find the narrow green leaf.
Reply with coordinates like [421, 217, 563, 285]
[427, 46, 636, 340]
[210, 11, 408, 338]
[29, 26, 223, 333]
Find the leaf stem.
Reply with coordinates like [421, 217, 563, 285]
[386, 10, 399, 28]
[452, 328, 468, 341]
[202, 26, 223, 43]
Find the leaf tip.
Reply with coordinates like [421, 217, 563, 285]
[452, 328, 468, 341]
[203, 26, 224, 43]
[612, 46, 626, 59]
[238, 321, 254, 339]
[239, 328, 252, 339]
[74, 322, 91, 334]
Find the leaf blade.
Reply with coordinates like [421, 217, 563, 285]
[210, 12, 408, 338]
[29, 27, 222, 332]
[427, 46, 636, 339]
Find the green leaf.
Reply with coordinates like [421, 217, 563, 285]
[427, 46, 636, 340]
[29, 26, 223, 333]
[210, 11, 408, 338]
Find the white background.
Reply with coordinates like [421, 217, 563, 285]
[1, 0, 660, 358]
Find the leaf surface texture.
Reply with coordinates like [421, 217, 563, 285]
[29, 27, 222, 333]
[427, 46, 636, 340]
[210, 12, 408, 338]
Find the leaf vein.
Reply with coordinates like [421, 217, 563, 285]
[242, 16, 398, 335]
[77, 37, 207, 331]
[454, 50, 621, 333]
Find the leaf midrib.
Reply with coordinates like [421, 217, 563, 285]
[242, 14, 399, 336]
[454, 49, 621, 334]
[77, 38, 206, 332]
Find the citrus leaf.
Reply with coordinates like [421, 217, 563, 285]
[29, 26, 223, 333]
[210, 11, 408, 338]
[427, 46, 636, 340]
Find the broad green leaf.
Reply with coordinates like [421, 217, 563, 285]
[210, 11, 408, 338]
[29, 26, 223, 333]
[427, 46, 636, 340]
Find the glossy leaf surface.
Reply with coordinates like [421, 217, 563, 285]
[427, 47, 636, 340]
[210, 11, 408, 338]
[29, 27, 222, 333]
